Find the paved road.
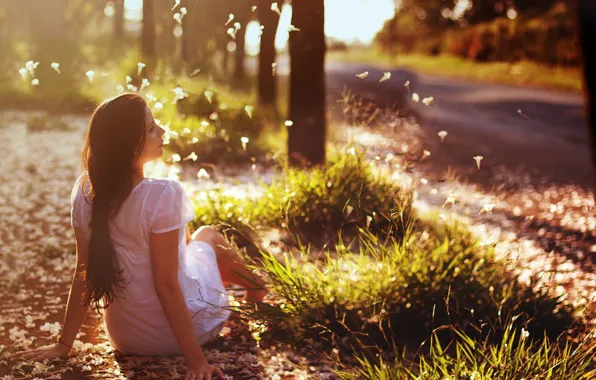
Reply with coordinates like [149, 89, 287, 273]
[247, 55, 593, 187]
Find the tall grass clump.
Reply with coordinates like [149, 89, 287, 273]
[191, 147, 413, 245]
[337, 320, 595, 380]
[248, 214, 578, 352]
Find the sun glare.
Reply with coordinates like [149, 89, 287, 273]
[125, 0, 396, 52]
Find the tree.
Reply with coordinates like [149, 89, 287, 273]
[578, 0, 596, 191]
[29, 0, 79, 102]
[288, 0, 326, 167]
[142, 0, 156, 65]
[233, 2, 251, 80]
[114, 0, 125, 39]
[257, 0, 281, 107]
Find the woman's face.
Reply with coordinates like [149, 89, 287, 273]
[136, 106, 165, 166]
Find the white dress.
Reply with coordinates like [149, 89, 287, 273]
[70, 172, 230, 356]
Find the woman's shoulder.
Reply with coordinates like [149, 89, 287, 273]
[142, 178, 188, 199]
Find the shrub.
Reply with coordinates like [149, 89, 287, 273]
[248, 214, 578, 352]
[191, 147, 413, 246]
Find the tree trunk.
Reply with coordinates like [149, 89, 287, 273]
[234, 3, 250, 80]
[114, 0, 125, 39]
[578, 0, 596, 192]
[29, 0, 77, 103]
[257, 0, 280, 107]
[288, 0, 326, 167]
[142, 0, 156, 65]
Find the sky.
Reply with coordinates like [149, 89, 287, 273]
[124, 0, 396, 48]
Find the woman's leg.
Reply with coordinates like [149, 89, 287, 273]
[191, 226, 268, 302]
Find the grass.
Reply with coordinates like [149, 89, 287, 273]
[248, 215, 579, 350]
[190, 146, 412, 248]
[327, 47, 583, 93]
[336, 319, 595, 380]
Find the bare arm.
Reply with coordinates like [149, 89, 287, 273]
[150, 228, 223, 378]
[58, 226, 90, 348]
[186, 225, 192, 246]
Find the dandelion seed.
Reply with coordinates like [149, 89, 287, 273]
[189, 68, 201, 77]
[140, 78, 150, 91]
[422, 96, 434, 106]
[252, 5, 257, 11]
[204, 90, 214, 103]
[234, 22, 242, 32]
[173, 12, 182, 24]
[180, 7, 187, 16]
[86, 70, 96, 83]
[479, 203, 496, 214]
[197, 168, 210, 179]
[366, 215, 373, 228]
[171, 154, 181, 163]
[241, 136, 249, 151]
[379, 72, 391, 82]
[225, 13, 234, 26]
[184, 152, 198, 161]
[284, 120, 293, 127]
[412, 93, 420, 102]
[227, 27, 236, 39]
[50, 62, 61, 74]
[404, 80, 410, 90]
[244, 105, 254, 118]
[347, 147, 356, 155]
[517, 109, 529, 119]
[272, 62, 278, 76]
[154, 102, 163, 111]
[25, 60, 39, 76]
[171, 87, 188, 103]
[521, 328, 529, 339]
[171, 0, 180, 11]
[422, 149, 431, 159]
[385, 153, 394, 162]
[127, 84, 138, 92]
[421, 178, 428, 185]
[473, 155, 483, 170]
[209, 112, 218, 120]
[356, 71, 369, 79]
[19, 68, 28, 80]
[31, 78, 40, 86]
[443, 193, 457, 207]
[116, 84, 124, 93]
[134, 63, 146, 78]
[271, 2, 281, 15]
[191, 137, 199, 143]
[125, 75, 132, 84]
[201, 120, 210, 127]
[288, 24, 300, 32]
[438, 130, 448, 142]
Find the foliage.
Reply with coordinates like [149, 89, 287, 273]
[337, 320, 595, 380]
[376, 1, 579, 66]
[245, 214, 578, 352]
[191, 146, 412, 244]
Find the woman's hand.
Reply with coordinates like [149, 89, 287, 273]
[185, 356, 225, 380]
[13, 343, 70, 362]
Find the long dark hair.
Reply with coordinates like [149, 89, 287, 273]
[80, 93, 148, 312]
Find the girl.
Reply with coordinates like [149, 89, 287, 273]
[15, 94, 267, 380]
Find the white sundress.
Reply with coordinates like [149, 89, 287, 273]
[70, 172, 230, 356]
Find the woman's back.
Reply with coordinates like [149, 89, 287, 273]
[71, 173, 229, 355]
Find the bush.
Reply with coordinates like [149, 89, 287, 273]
[248, 214, 578, 353]
[191, 147, 413, 246]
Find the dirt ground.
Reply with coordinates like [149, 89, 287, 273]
[0, 110, 594, 379]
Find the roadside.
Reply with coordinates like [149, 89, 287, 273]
[327, 48, 584, 93]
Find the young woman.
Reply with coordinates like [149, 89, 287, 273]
[15, 94, 267, 380]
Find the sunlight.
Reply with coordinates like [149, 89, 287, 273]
[125, 0, 395, 49]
